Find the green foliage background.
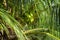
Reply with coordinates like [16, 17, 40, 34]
[0, 0, 60, 40]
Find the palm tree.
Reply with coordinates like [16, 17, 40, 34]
[0, 0, 60, 40]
